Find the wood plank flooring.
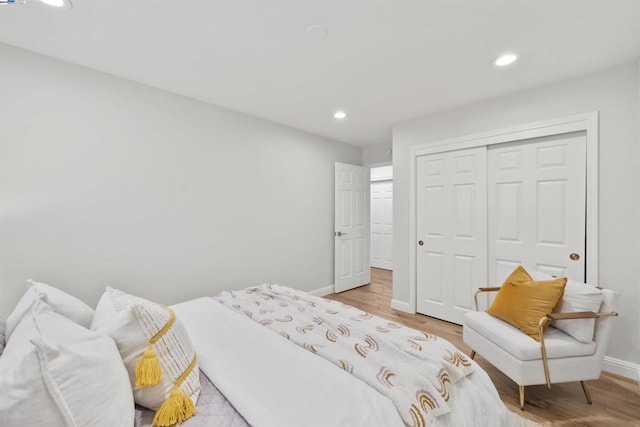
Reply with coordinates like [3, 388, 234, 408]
[326, 268, 640, 426]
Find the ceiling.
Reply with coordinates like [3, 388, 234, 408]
[1, 0, 639, 147]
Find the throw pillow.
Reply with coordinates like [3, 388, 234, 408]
[502, 265, 534, 285]
[92, 287, 200, 426]
[529, 271, 603, 343]
[487, 267, 567, 341]
[0, 299, 134, 426]
[5, 279, 94, 341]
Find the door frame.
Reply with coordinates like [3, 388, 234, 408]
[407, 112, 599, 313]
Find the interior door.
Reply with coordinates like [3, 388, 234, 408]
[416, 147, 487, 324]
[334, 162, 371, 292]
[371, 180, 393, 270]
[488, 132, 587, 284]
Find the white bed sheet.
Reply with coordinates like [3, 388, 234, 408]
[172, 297, 511, 427]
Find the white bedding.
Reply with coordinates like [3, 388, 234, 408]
[173, 297, 511, 427]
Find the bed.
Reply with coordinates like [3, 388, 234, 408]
[138, 285, 510, 427]
[0, 281, 511, 427]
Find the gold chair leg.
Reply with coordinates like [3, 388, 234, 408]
[580, 381, 592, 404]
[538, 317, 552, 388]
[470, 350, 476, 360]
[519, 385, 525, 410]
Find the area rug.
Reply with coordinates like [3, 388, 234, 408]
[509, 410, 543, 427]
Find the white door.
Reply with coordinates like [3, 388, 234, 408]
[488, 132, 587, 284]
[371, 180, 393, 270]
[335, 162, 371, 292]
[416, 147, 487, 324]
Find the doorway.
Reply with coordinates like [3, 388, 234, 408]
[370, 166, 393, 271]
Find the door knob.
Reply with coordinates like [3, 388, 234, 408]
[418, 240, 424, 246]
[335, 231, 349, 237]
[569, 253, 580, 261]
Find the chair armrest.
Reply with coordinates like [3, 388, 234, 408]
[546, 311, 599, 320]
[546, 311, 618, 320]
[472, 287, 501, 311]
[478, 287, 502, 292]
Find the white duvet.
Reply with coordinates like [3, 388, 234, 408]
[172, 297, 511, 427]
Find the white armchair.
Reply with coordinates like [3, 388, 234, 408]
[463, 285, 618, 410]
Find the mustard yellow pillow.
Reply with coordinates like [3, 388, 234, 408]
[502, 265, 533, 285]
[487, 267, 567, 341]
[496, 265, 564, 311]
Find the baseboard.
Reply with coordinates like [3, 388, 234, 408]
[391, 299, 414, 313]
[603, 356, 640, 382]
[310, 285, 334, 297]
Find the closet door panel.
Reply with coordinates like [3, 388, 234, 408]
[488, 132, 587, 285]
[416, 147, 487, 324]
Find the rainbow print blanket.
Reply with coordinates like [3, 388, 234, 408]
[214, 284, 475, 427]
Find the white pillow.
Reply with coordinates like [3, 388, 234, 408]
[5, 279, 94, 340]
[0, 299, 134, 427]
[92, 287, 200, 422]
[530, 271, 603, 343]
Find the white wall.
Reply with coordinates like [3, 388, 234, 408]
[0, 45, 361, 315]
[393, 63, 640, 368]
[362, 141, 392, 166]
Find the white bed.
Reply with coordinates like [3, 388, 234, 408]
[0, 281, 511, 427]
[172, 289, 511, 427]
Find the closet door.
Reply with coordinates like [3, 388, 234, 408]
[488, 132, 587, 284]
[416, 147, 487, 324]
[371, 180, 393, 270]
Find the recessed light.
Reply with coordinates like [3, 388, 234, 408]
[493, 52, 521, 67]
[333, 110, 347, 120]
[38, 0, 72, 8]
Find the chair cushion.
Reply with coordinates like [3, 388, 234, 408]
[486, 266, 567, 341]
[530, 272, 603, 343]
[464, 311, 596, 361]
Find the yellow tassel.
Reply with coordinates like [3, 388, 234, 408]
[135, 345, 163, 388]
[152, 385, 197, 427]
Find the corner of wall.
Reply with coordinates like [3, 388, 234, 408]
[362, 141, 393, 166]
[637, 57, 640, 372]
[310, 285, 335, 297]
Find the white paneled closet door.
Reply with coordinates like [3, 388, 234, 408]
[488, 132, 587, 284]
[371, 180, 393, 270]
[416, 147, 487, 324]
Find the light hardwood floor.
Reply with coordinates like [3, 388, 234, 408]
[326, 268, 640, 427]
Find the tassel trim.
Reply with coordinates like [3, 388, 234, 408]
[152, 353, 198, 427]
[152, 385, 197, 427]
[135, 345, 163, 387]
[135, 304, 175, 388]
